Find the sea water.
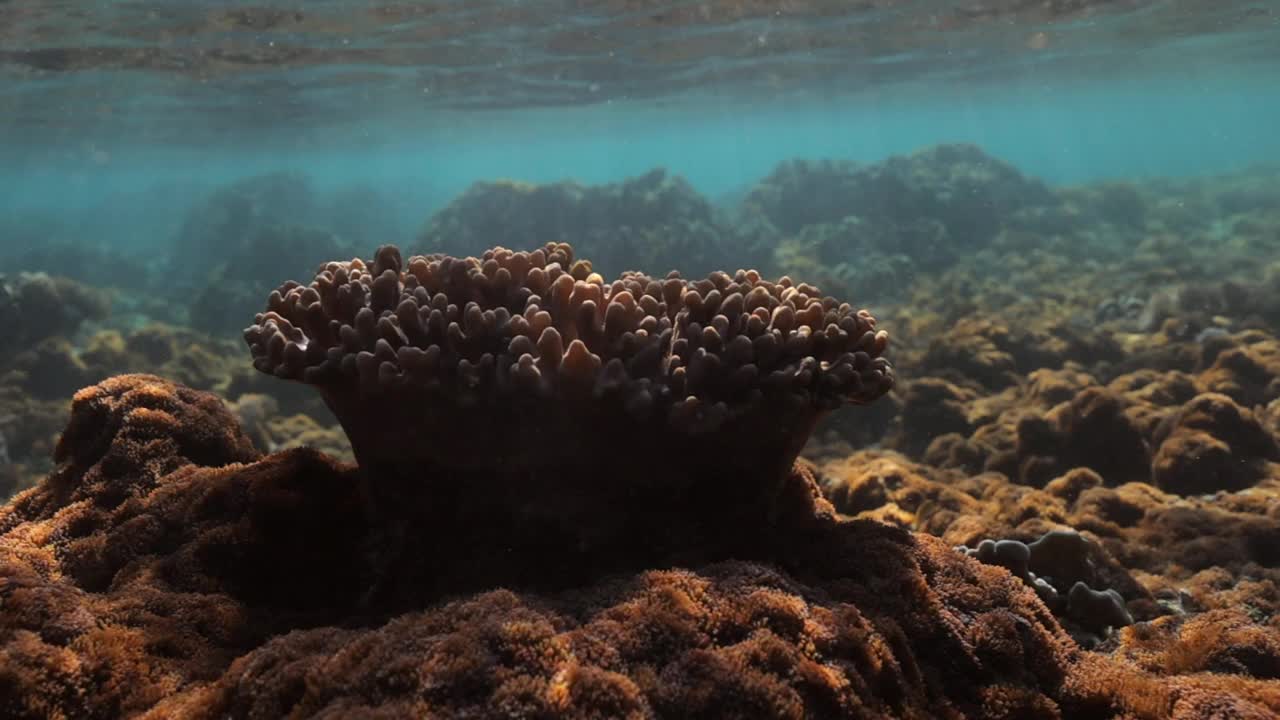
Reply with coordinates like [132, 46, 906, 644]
[2, 1, 1277, 254]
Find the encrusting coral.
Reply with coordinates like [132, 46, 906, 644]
[959, 529, 1136, 641]
[0, 373, 1092, 718]
[244, 242, 894, 595]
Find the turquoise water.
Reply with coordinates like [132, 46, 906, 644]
[2, 1, 1279, 251]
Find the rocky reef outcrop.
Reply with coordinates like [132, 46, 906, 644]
[417, 169, 763, 279]
[750, 144, 1058, 303]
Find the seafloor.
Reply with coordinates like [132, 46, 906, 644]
[2, 145, 1279, 718]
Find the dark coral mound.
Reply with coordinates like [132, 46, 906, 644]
[167, 172, 375, 337]
[418, 169, 756, 278]
[0, 376, 370, 719]
[179, 532, 1079, 720]
[744, 144, 1056, 242]
[0, 272, 110, 366]
[752, 145, 1059, 303]
[1150, 392, 1279, 495]
[243, 242, 893, 594]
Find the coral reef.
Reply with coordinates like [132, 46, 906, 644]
[4, 373, 1250, 719]
[959, 529, 1136, 641]
[188, 225, 353, 337]
[165, 173, 369, 337]
[0, 272, 110, 366]
[4, 148, 1280, 717]
[418, 169, 762, 278]
[749, 145, 1058, 302]
[244, 243, 893, 594]
[0, 322, 348, 498]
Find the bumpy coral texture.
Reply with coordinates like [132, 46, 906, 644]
[7, 378, 1274, 718]
[1, 375, 1110, 719]
[0, 376, 368, 719]
[241, 244, 896, 594]
[244, 242, 892, 436]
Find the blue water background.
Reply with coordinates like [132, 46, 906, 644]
[2, 2, 1279, 253]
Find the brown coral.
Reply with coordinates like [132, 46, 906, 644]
[1150, 393, 1279, 495]
[243, 243, 894, 594]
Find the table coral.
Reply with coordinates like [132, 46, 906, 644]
[244, 242, 894, 595]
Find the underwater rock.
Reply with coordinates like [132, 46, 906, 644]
[918, 318, 1022, 391]
[820, 451, 982, 534]
[224, 392, 279, 452]
[760, 146, 1061, 309]
[244, 242, 894, 595]
[418, 169, 758, 278]
[167, 172, 318, 285]
[921, 432, 994, 476]
[1024, 386, 1153, 486]
[189, 225, 353, 337]
[744, 144, 1056, 243]
[226, 392, 353, 462]
[806, 388, 901, 462]
[0, 241, 154, 296]
[1150, 392, 1279, 496]
[1110, 606, 1280, 701]
[772, 216, 936, 304]
[0, 272, 110, 367]
[0, 323, 307, 501]
[1058, 182, 1149, 231]
[1, 338, 93, 402]
[959, 529, 1139, 640]
[1197, 333, 1280, 409]
[163, 172, 365, 338]
[890, 377, 980, 458]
